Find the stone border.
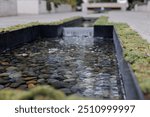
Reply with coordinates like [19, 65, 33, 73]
[0, 26, 39, 52]
[0, 17, 83, 52]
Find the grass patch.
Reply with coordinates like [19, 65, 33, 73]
[0, 86, 86, 100]
[94, 16, 150, 97]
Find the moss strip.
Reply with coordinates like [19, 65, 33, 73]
[0, 86, 86, 100]
[0, 16, 81, 33]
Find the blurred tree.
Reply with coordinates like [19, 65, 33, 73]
[66, 0, 77, 8]
[46, 0, 77, 10]
[76, 0, 83, 6]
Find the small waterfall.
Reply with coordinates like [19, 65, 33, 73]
[63, 27, 93, 37]
[62, 27, 94, 46]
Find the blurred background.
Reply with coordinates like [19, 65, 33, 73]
[0, 0, 150, 17]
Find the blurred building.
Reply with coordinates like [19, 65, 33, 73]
[17, 0, 72, 14]
[82, 0, 128, 13]
[0, 0, 17, 17]
[0, 0, 72, 17]
[17, 0, 48, 14]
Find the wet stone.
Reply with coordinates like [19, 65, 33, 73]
[37, 79, 45, 84]
[26, 80, 37, 84]
[60, 88, 72, 95]
[111, 87, 119, 91]
[0, 85, 4, 89]
[26, 71, 36, 77]
[63, 75, 72, 79]
[85, 67, 93, 71]
[40, 69, 49, 74]
[71, 85, 85, 93]
[103, 91, 110, 98]
[94, 91, 103, 96]
[1, 77, 11, 80]
[0, 67, 6, 74]
[65, 71, 73, 75]
[97, 73, 111, 78]
[6, 66, 18, 71]
[18, 53, 28, 57]
[4, 83, 11, 87]
[23, 77, 37, 81]
[0, 61, 9, 66]
[18, 85, 28, 90]
[28, 64, 38, 67]
[47, 79, 67, 89]
[10, 83, 22, 88]
[93, 68, 101, 72]
[38, 74, 49, 79]
[83, 89, 94, 97]
[0, 33, 124, 99]
[50, 74, 64, 81]
[0, 79, 9, 85]
[63, 79, 76, 83]
[110, 92, 120, 100]
[28, 84, 36, 89]
[0, 73, 9, 77]
[9, 78, 17, 83]
[9, 72, 22, 79]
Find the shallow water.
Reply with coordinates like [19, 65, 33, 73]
[0, 30, 124, 99]
[0, 19, 124, 99]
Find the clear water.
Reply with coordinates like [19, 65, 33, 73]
[0, 20, 124, 99]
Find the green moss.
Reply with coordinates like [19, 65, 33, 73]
[0, 86, 86, 100]
[94, 16, 150, 95]
[18, 86, 66, 100]
[60, 16, 81, 24]
[94, 16, 110, 25]
[140, 79, 150, 94]
[0, 89, 33, 100]
[0, 22, 39, 33]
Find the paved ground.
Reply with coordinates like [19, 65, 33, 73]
[0, 12, 104, 28]
[109, 11, 150, 43]
[0, 12, 81, 28]
[0, 11, 150, 43]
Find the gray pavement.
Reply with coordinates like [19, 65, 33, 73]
[0, 11, 150, 43]
[0, 12, 104, 28]
[108, 11, 150, 43]
[0, 12, 82, 28]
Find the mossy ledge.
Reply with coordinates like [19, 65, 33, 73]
[94, 16, 150, 99]
[0, 16, 81, 33]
